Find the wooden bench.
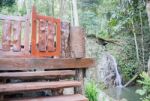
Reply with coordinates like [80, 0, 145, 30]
[0, 6, 94, 101]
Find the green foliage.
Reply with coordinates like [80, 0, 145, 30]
[0, 0, 15, 7]
[85, 81, 98, 101]
[136, 72, 150, 101]
[117, 43, 139, 82]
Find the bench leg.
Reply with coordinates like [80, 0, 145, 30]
[75, 69, 84, 94]
[0, 79, 6, 100]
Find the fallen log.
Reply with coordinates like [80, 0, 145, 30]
[124, 73, 139, 87]
[87, 34, 123, 46]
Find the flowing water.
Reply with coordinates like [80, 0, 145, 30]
[109, 54, 122, 87]
[104, 86, 141, 101]
[97, 53, 141, 101]
[97, 53, 122, 87]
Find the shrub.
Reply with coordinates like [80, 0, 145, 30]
[136, 72, 150, 101]
[85, 81, 98, 101]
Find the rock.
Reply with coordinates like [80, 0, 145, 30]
[120, 98, 128, 101]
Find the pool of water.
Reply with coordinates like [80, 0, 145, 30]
[104, 87, 142, 101]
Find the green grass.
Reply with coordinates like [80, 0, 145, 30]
[85, 81, 98, 101]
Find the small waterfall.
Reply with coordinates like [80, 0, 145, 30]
[97, 53, 122, 87]
[109, 54, 122, 87]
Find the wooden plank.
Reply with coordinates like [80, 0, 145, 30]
[13, 21, 22, 52]
[47, 22, 55, 51]
[38, 19, 47, 51]
[9, 94, 88, 101]
[2, 20, 11, 51]
[24, 14, 30, 53]
[0, 70, 75, 79]
[0, 14, 28, 22]
[0, 58, 95, 70]
[31, 6, 37, 56]
[0, 51, 30, 57]
[0, 81, 81, 93]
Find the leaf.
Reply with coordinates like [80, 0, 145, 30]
[136, 89, 146, 96]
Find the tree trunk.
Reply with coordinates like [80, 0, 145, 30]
[72, 0, 79, 26]
[52, 0, 54, 16]
[146, 1, 150, 75]
[60, 0, 65, 18]
[131, 19, 140, 63]
[139, 10, 145, 71]
[146, 1, 150, 27]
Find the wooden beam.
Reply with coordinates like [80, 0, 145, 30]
[0, 14, 28, 22]
[0, 70, 75, 79]
[9, 94, 88, 101]
[0, 58, 95, 70]
[0, 81, 81, 93]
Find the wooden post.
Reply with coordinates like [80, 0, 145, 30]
[0, 79, 6, 100]
[31, 6, 37, 56]
[70, 27, 85, 94]
[70, 27, 85, 58]
[61, 22, 71, 58]
[24, 14, 30, 53]
[74, 69, 84, 94]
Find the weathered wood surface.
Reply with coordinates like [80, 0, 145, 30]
[0, 70, 75, 79]
[0, 14, 28, 21]
[38, 20, 47, 51]
[0, 51, 31, 58]
[9, 94, 88, 101]
[0, 81, 81, 93]
[24, 14, 30, 53]
[2, 20, 12, 51]
[13, 21, 22, 52]
[0, 58, 95, 70]
[75, 69, 84, 94]
[70, 27, 85, 58]
[61, 22, 70, 58]
[31, 6, 61, 56]
[47, 21, 55, 52]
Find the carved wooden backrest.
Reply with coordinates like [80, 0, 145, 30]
[31, 6, 61, 57]
[0, 7, 71, 58]
[0, 14, 30, 56]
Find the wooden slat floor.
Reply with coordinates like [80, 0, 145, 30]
[0, 70, 75, 79]
[0, 81, 81, 93]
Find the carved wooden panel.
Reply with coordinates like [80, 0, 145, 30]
[47, 22, 55, 52]
[31, 6, 61, 57]
[13, 21, 22, 52]
[38, 20, 47, 51]
[2, 20, 11, 51]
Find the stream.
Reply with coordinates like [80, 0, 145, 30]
[98, 53, 142, 101]
[104, 86, 141, 101]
